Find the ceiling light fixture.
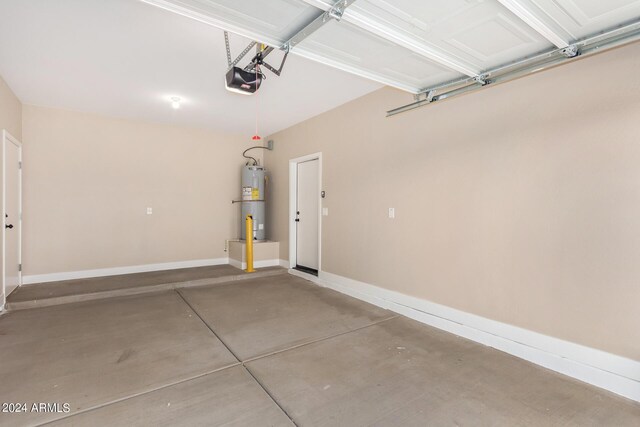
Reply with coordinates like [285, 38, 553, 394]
[170, 96, 181, 109]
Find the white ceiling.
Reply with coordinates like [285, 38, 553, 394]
[1, 1, 638, 136]
[0, 0, 381, 136]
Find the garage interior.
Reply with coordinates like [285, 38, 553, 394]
[0, 0, 639, 425]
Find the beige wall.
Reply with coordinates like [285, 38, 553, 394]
[22, 106, 255, 275]
[0, 74, 21, 140]
[265, 42, 640, 360]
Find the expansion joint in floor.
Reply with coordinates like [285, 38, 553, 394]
[174, 288, 299, 426]
[174, 289, 398, 427]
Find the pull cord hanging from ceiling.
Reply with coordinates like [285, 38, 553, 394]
[244, 59, 264, 166]
[252, 62, 261, 142]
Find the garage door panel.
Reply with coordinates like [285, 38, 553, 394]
[301, 20, 464, 89]
[145, 0, 321, 43]
[142, 0, 640, 93]
[521, 0, 640, 40]
[351, 0, 554, 71]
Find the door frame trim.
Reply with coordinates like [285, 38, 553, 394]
[289, 152, 322, 273]
[2, 130, 22, 307]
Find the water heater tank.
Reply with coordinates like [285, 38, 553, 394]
[241, 165, 266, 241]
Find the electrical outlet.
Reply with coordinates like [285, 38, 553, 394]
[267, 139, 274, 150]
[388, 208, 395, 219]
[146, 207, 153, 215]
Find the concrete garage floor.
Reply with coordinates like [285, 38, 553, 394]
[6, 265, 283, 310]
[0, 274, 638, 426]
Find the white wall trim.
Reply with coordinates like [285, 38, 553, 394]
[229, 258, 242, 270]
[22, 258, 229, 285]
[279, 259, 290, 269]
[229, 259, 282, 270]
[2, 130, 23, 308]
[306, 270, 640, 403]
[289, 152, 322, 272]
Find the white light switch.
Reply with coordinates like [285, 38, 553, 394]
[146, 207, 153, 215]
[388, 208, 395, 219]
[322, 207, 329, 216]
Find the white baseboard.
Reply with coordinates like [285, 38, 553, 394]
[228, 259, 283, 270]
[22, 258, 230, 285]
[304, 270, 640, 403]
[279, 259, 290, 269]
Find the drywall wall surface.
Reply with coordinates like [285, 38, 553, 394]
[22, 105, 260, 275]
[265, 42, 640, 360]
[0, 74, 21, 140]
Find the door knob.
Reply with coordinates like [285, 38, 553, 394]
[5, 224, 13, 229]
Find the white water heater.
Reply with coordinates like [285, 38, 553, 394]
[241, 165, 266, 241]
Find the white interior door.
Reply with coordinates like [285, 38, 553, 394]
[3, 131, 21, 300]
[296, 159, 319, 270]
